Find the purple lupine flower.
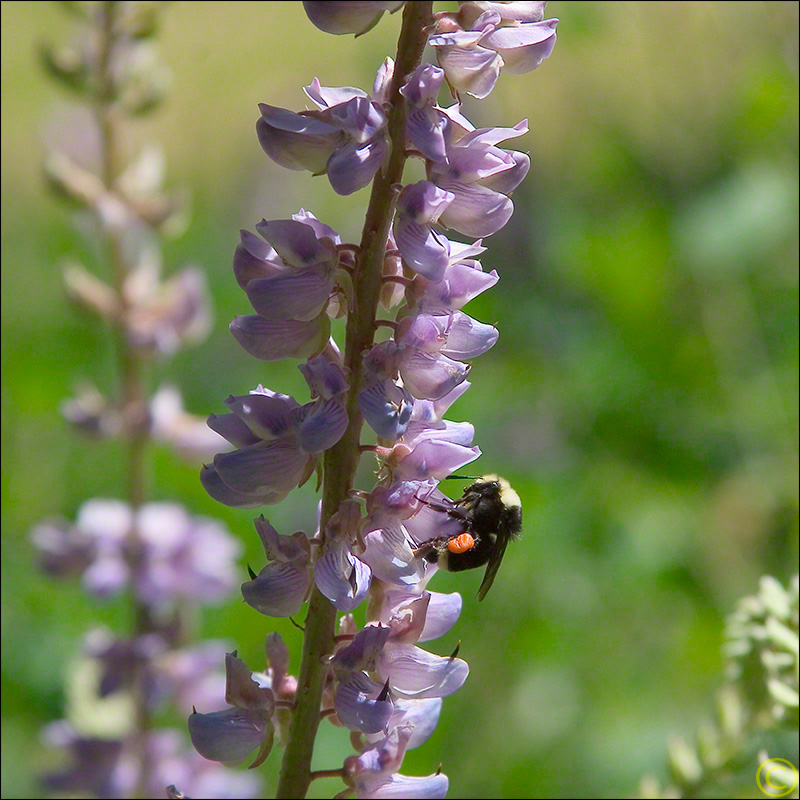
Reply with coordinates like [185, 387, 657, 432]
[401, 64, 450, 163]
[303, 1, 406, 36]
[431, 2, 558, 99]
[427, 116, 530, 237]
[43, 722, 259, 799]
[393, 181, 455, 281]
[359, 339, 415, 440]
[188, 651, 275, 767]
[241, 518, 311, 617]
[257, 63, 392, 195]
[314, 498, 372, 611]
[342, 726, 449, 799]
[30, 500, 242, 608]
[202, 358, 348, 507]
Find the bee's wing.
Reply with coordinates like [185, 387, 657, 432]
[476, 531, 510, 601]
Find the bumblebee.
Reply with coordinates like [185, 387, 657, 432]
[416, 474, 522, 601]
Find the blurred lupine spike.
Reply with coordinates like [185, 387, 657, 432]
[33, 2, 255, 797]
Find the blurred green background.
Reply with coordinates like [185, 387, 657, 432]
[2, 2, 798, 798]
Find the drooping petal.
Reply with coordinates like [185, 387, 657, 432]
[394, 438, 481, 482]
[302, 1, 405, 36]
[335, 672, 393, 733]
[224, 393, 298, 441]
[233, 229, 283, 289]
[481, 18, 558, 74]
[437, 179, 514, 237]
[327, 137, 387, 195]
[200, 464, 281, 508]
[303, 77, 368, 108]
[400, 350, 470, 401]
[359, 520, 424, 586]
[245, 267, 333, 321]
[333, 624, 391, 673]
[299, 355, 349, 398]
[438, 311, 498, 359]
[230, 314, 330, 361]
[361, 772, 449, 799]
[314, 548, 371, 612]
[213, 438, 309, 498]
[479, 149, 530, 194]
[378, 643, 469, 698]
[422, 263, 498, 309]
[188, 707, 270, 763]
[364, 696, 442, 750]
[359, 380, 414, 440]
[295, 397, 348, 453]
[241, 561, 310, 617]
[256, 104, 342, 173]
[418, 591, 463, 642]
[393, 221, 451, 282]
[256, 218, 337, 269]
[431, 41, 502, 99]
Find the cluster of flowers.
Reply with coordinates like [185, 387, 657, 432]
[30, 3, 255, 797]
[189, 2, 557, 796]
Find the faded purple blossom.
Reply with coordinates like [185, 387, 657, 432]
[202, 358, 348, 507]
[240, 518, 311, 617]
[30, 499, 242, 609]
[431, 1, 558, 99]
[43, 723, 259, 799]
[257, 63, 393, 195]
[188, 651, 275, 768]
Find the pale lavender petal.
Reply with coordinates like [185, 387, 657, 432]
[363, 772, 449, 799]
[233, 229, 282, 289]
[299, 355, 349, 398]
[438, 311, 498, 359]
[230, 314, 329, 361]
[457, 118, 528, 148]
[359, 380, 414, 440]
[398, 313, 448, 353]
[292, 209, 342, 244]
[406, 106, 450, 163]
[315, 549, 371, 612]
[378, 643, 469, 698]
[225, 652, 275, 710]
[400, 351, 470, 400]
[433, 43, 501, 100]
[82, 556, 129, 598]
[437, 179, 514, 237]
[372, 56, 395, 105]
[482, 18, 558, 73]
[365, 697, 442, 750]
[404, 419, 475, 448]
[480, 149, 529, 194]
[225, 393, 297, 440]
[410, 381, 471, 423]
[400, 64, 445, 107]
[418, 591, 462, 642]
[397, 181, 453, 224]
[329, 96, 387, 143]
[188, 707, 269, 763]
[394, 221, 451, 282]
[327, 137, 386, 195]
[333, 625, 391, 673]
[394, 439, 481, 481]
[256, 218, 336, 269]
[443, 142, 516, 182]
[303, 77, 368, 108]
[200, 464, 281, 508]
[213, 438, 308, 496]
[296, 397, 348, 453]
[423, 264, 498, 309]
[360, 520, 423, 585]
[256, 104, 341, 172]
[335, 672, 393, 733]
[242, 562, 310, 617]
[245, 266, 332, 321]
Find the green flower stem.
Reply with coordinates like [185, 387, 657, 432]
[274, 4, 433, 798]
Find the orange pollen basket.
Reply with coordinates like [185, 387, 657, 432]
[447, 532, 475, 554]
